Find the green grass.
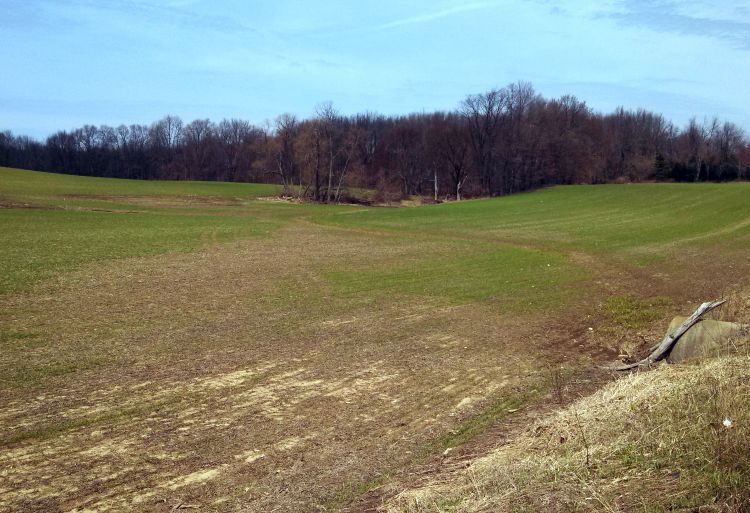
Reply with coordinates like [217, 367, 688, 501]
[326, 243, 583, 311]
[316, 183, 750, 255]
[0, 166, 280, 204]
[0, 207, 278, 294]
[3, 167, 750, 304]
[604, 295, 673, 329]
[0, 168, 359, 294]
[0, 167, 338, 295]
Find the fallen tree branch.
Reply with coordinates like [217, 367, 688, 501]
[616, 299, 726, 371]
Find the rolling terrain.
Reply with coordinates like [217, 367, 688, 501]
[1, 167, 749, 512]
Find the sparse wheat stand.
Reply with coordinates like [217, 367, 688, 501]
[616, 299, 727, 371]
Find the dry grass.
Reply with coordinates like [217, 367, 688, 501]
[387, 299, 750, 513]
[0, 222, 581, 513]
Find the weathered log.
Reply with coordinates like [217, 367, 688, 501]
[616, 299, 726, 371]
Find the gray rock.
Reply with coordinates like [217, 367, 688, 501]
[666, 316, 748, 363]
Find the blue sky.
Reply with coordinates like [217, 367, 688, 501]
[1, 0, 749, 138]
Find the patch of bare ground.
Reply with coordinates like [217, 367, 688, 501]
[0, 200, 66, 210]
[1, 221, 748, 513]
[0, 223, 562, 512]
[351, 273, 750, 511]
[345, 365, 620, 513]
[0, 197, 142, 213]
[63, 194, 247, 209]
[383, 347, 750, 512]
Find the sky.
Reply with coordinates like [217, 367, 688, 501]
[1, 0, 749, 139]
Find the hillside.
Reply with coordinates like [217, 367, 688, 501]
[387, 330, 750, 512]
[1, 167, 750, 512]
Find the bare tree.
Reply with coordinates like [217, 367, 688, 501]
[436, 115, 470, 200]
[182, 119, 216, 180]
[461, 88, 506, 195]
[313, 102, 359, 202]
[2, 82, 747, 193]
[265, 114, 299, 194]
[217, 118, 259, 181]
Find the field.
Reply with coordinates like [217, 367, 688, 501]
[2, 167, 750, 512]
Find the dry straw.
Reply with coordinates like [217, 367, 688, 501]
[389, 295, 750, 513]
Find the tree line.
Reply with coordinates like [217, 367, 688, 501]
[2, 82, 748, 202]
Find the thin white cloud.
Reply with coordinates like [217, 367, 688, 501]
[22, 0, 257, 34]
[602, 0, 750, 50]
[370, 1, 501, 31]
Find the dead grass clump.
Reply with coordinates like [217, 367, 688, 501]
[388, 353, 750, 513]
[709, 290, 750, 356]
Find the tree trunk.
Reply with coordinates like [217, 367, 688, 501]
[326, 149, 334, 203]
[314, 134, 321, 201]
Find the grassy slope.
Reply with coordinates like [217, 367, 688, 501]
[3, 168, 750, 310]
[2, 168, 749, 373]
[314, 183, 750, 316]
[0, 166, 281, 203]
[0, 168, 290, 294]
[317, 183, 750, 254]
[0, 169, 750, 508]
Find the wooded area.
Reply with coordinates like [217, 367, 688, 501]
[2, 82, 748, 201]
